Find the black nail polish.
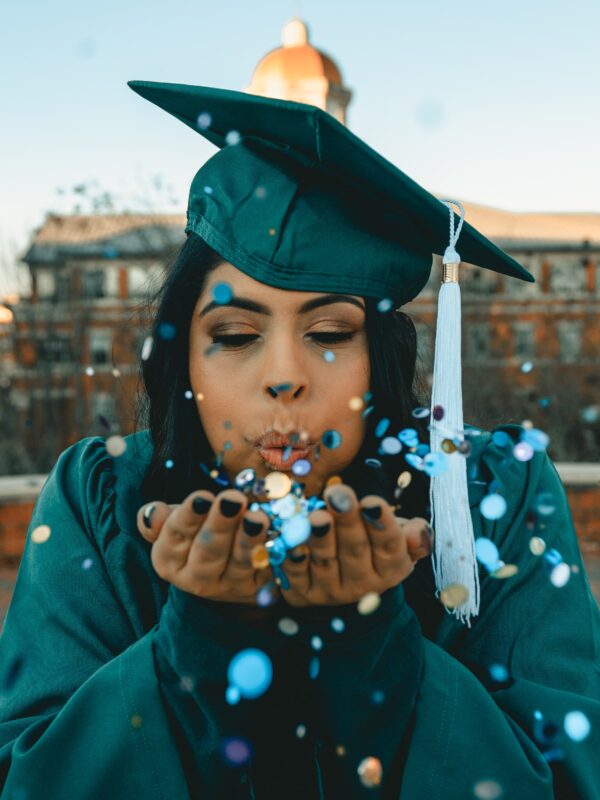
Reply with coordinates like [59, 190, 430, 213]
[192, 496, 212, 515]
[311, 522, 330, 538]
[242, 517, 263, 537]
[362, 504, 382, 521]
[142, 503, 156, 529]
[327, 491, 353, 514]
[220, 498, 242, 518]
[289, 550, 307, 563]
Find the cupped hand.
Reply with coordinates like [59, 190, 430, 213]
[281, 484, 434, 607]
[136, 489, 276, 605]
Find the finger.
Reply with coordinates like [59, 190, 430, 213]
[227, 509, 270, 574]
[137, 501, 173, 543]
[324, 484, 373, 585]
[282, 542, 311, 597]
[402, 518, 434, 562]
[150, 491, 215, 573]
[306, 508, 338, 592]
[359, 495, 412, 580]
[184, 489, 248, 580]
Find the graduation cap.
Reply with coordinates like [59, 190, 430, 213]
[128, 80, 535, 625]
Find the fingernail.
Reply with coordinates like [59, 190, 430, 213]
[242, 517, 263, 537]
[220, 498, 242, 518]
[361, 504, 382, 521]
[311, 522, 330, 538]
[192, 496, 212, 515]
[142, 503, 156, 529]
[289, 550, 307, 563]
[327, 490, 353, 514]
[425, 524, 435, 542]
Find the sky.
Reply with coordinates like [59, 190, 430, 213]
[1, 0, 599, 293]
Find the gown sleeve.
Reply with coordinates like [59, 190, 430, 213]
[0, 437, 287, 799]
[286, 428, 600, 799]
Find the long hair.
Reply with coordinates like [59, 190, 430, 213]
[136, 232, 431, 517]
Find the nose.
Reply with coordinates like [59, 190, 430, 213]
[261, 334, 308, 403]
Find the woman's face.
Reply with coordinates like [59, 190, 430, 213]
[189, 262, 370, 498]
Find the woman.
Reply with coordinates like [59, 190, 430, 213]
[0, 84, 598, 799]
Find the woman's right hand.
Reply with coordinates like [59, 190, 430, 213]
[136, 489, 274, 605]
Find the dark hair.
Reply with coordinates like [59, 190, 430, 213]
[136, 232, 431, 517]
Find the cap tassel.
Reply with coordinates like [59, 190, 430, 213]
[428, 199, 480, 626]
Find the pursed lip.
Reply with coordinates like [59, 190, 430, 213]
[256, 445, 312, 470]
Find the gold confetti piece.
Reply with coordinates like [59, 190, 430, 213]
[130, 714, 143, 729]
[325, 475, 342, 488]
[336, 744, 346, 757]
[441, 438, 457, 454]
[111, 367, 121, 377]
[473, 779, 503, 799]
[348, 396, 364, 411]
[396, 471, 412, 489]
[196, 392, 205, 401]
[268, 228, 277, 236]
[490, 564, 519, 579]
[529, 536, 546, 555]
[440, 583, 469, 608]
[251, 544, 270, 570]
[264, 471, 292, 499]
[31, 525, 51, 544]
[278, 617, 299, 636]
[357, 592, 381, 615]
[357, 756, 382, 788]
[105, 435, 127, 457]
[209, 469, 219, 479]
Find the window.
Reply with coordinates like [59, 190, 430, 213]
[36, 271, 55, 299]
[82, 270, 106, 299]
[513, 322, 536, 359]
[89, 329, 112, 364]
[38, 335, 72, 363]
[557, 320, 583, 362]
[465, 322, 490, 362]
[550, 259, 586, 293]
[90, 392, 117, 424]
[128, 263, 163, 296]
[505, 257, 540, 296]
[55, 272, 70, 301]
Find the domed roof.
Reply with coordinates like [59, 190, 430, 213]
[251, 19, 343, 86]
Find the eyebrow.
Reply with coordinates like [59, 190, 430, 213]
[198, 293, 366, 318]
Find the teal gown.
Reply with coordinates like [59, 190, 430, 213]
[0, 425, 598, 799]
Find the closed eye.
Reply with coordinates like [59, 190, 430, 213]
[210, 332, 355, 348]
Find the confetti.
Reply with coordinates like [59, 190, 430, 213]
[309, 656, 320, 679]
[423, 452, 448, 477]
[196, 111, 212, 129]
[564, 710, 591, 742]
[292, 458, 311, 476]
[323, 350, 335, 363]
[357, 756, 382, 788]
[331, 617, 345, 633]
[211, 282, 233, 304]
[396, 471, 412, 489]
[251, 544, 270, 569]
[473, 780, 503, 799]
[130, 714, 143, 729]
[82, 558, 94, 570]
[480, 494, 507, 521]
[375, 418, 390, 438]
[31, 525, 51, 544]
[221, 737, 251, 766]
[441, 438, 458, 454]
[85, 366, 95, 376]
[488, 664, 509, 682]
[475, 538, 500, 570]
[157, 322, 176, 340]
[311, 635, 323, 651]
[165, 459, 174, 469]
[411, 406, 430, 419]
[140, 336, 153, 361]
[358, 592, 381, 615]
[549, 562, 571, 587]
[513, 441, 534, 462]
[203, 185, 213, 195]
[296, 724, 307, 738]
[534, 491, 556, 516]
[322, 429, 342, 449]
[529, 537, 546, 555]
[440, 583, 469, 608]
[377, 298, 393, 312]
[225, 129, 241, 145]
[490, 563, 519, 579]
[105, 435, 126, 457]
[278, 617, 299, 636]
[227, 649, 272, 699]
[264, 471, 292, 499]
[432, 405, 444, 421]
[235, 468, 256, 490]
[348, 396, 364, 411]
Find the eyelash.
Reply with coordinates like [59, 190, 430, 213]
[210, 332, 355, 348]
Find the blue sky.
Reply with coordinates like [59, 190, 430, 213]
[1, 0, 599, 290]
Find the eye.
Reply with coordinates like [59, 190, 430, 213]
[308, 332, 354, 345]
[210, 334, 258, 348]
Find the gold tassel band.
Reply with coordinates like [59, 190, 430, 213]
[442, 261, 460, 283]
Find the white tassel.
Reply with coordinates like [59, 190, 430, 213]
[428, 200, 480, 626]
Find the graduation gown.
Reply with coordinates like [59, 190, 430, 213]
[0, 425, 598, 799]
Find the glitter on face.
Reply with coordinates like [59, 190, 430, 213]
[357, 756, 382, 788]
[322, 429, 342, 449]
[348, 396, 364, 411]
[227, 649, 273, 699]
[212, 282, 233, 305]
[105, 435, 127, 457]
[323, 350, 336, 363]
[31, 525, 51, 544]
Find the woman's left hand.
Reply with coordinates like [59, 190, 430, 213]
[281, 484, 433, 607]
